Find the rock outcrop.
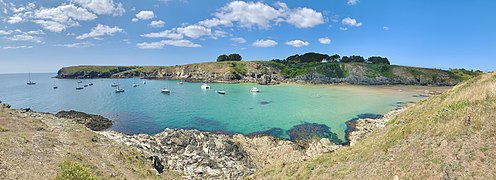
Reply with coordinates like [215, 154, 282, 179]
[55, 110, 112, 131]
[99, 129, 341, 179]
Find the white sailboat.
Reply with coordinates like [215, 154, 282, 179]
[115, 87, 125, 93]
[217, 84, 226, 94]
[114, 79, 124, 93]
[111, 79, 119, 87]
[52, 79, 58, 89]
[201, 81, 210, 89]
[250, 87, 260, 93]
[161, 74, 171, 94]
[26, 72, 36, 85]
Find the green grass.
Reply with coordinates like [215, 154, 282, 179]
[254, 72, 496, 179]
[56, 160, 97, 180]
[0, 126, 8, 132]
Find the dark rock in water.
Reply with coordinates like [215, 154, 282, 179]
[356, 113, 384, 119]
[151, 156, 164, 174]
[259, 101, 271, 105]
[287, 123, 343, 145]
[55, 110, 112, 131]
[191, 117, 224, 130]
[247, 128, 285, 138]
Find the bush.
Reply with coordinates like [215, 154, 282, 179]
[217, 54, 242, 62]
[56, 160, 96, 180]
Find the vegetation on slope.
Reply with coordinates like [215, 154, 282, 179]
[254, 72, 496, 179]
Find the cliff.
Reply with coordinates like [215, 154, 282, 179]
[56, 61, 469, 86]
[254, 72, 496, 179]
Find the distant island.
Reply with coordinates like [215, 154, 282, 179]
[56, 52, 482, 86]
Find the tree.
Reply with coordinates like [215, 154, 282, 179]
[217, 54, 242, 62]
[217, 54, 229, 62]
[228, 54, 242, 61]
[328, 54, 341, 62]
[340, 55, 365, 63]
[367, 56, 390, 65]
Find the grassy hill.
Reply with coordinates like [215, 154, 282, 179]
[56, 61, 480, 86]
[253, 72, 496, 179]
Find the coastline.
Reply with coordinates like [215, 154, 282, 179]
[0, 83, 448, 178]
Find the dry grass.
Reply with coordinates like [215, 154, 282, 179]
[253, 72, 496, 179]
[0, 107, 182, 179]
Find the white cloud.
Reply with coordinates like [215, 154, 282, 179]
[252, 39, 277, 47]
[32, 20, 72, 32]
[214, 1, 282, 29]
[32, 4, 97, 32]
[285, 40, 309, 47]
[286, 7, 325, 28]
[34, 4, 97, 23]
[342, 17, 362, 27]
[56, 42, 93, 48]
[230, 37, 246, 43]
[0, 30, 12, 35]
[347, 0, 359, 6]
[149, 20, 165, 27]
[131, 18, 138, 22]
[136, 39, 201, 49]
[2, 45, 33, 50]
[318, 37, 331, 44]
[209, 1, 324, 29]
[177, 25, 214, 39]
[135, 10, 154, 20]
[340, 27, 348, 31]
[140, 29, 183, 39]
[6, 34, 42, 43]
[3, 29, 44, 43]
[76, 24, 123, 39]
[7, 16, 23, 24]
[383, 26, 390, 31]
[73, 0, 125, 16]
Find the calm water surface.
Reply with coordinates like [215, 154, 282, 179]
[0, 73, 426, 140]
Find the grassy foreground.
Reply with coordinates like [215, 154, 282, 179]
[253, 72, 496, 179]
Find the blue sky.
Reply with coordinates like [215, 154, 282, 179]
[0, 0, 495, 73]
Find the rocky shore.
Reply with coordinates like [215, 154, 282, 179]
[345, 104, 413, 146]
[0, 101, 342, 179]
[98, 129, 341, 179]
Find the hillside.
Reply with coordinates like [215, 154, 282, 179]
[56, 61, 475, 86]
[253, 72, 496, 179]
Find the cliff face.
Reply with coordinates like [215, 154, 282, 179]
[56, 61, 463, 86]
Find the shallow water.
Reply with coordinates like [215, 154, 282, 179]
[0, 73, 429, 141]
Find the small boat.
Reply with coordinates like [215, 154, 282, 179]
[132, 84, 138, 87]
[27, 72, 36, 85]
[76, 87, 84, 90]
[77, 80, 83, 83]
[179, 81, 184, 85]
[250, 87, 260, 93]
[201, 83, 210, 89]
[84, 85, 89, 87]
[111, 83, 119, 87]
[53, 86, 58, 89]
[161, 88, 171, 94]
[143, 81, 146, 84]
[217, 84, 226, 94]
[88, 83, 93, 86]
[115, 87, 125, 93]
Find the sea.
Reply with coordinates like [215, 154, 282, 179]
[0, 73, 428, 141]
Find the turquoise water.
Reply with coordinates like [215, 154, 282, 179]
[0, 73, 424, 140]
